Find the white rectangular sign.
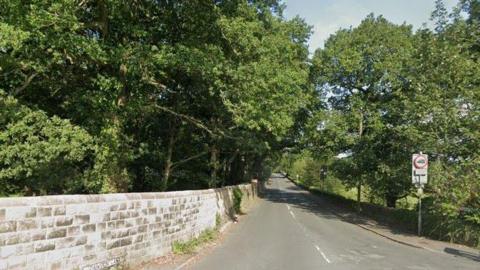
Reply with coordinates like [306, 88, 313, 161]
[412, 153, 428, 186]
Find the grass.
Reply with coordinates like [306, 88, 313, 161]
[172, 187, 246, 255]
[172, 213, 223, 255]
[172, 229, 218, 254]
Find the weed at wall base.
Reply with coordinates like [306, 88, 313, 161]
[233, 187, 243, 214]
[172, 229, 218, 255]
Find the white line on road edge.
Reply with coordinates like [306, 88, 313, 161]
[315, 245, 331, 264]
[289, 210, 296, 219]
[286, 204, 291, 210]
[174, 256, 197, 270]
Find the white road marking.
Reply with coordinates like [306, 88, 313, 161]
[289, 210, 296, 219]
[286, 204, 291, 210]
[315, 245, 331, 264]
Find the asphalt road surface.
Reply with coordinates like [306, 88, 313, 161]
[188, 173, 479, 270]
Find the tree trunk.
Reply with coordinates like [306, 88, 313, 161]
[386, 194, 397, 208]
[209, 143, 219, 188]
[356, 182, 362, 212]
[252, 154, 264, 180]
[228, 154, 245, 185]
[356, 110, 364, 212]
[161, 121, 177, 191]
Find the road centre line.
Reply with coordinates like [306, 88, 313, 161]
[315, 245, 331, 264]
[285, 193, 331, 264]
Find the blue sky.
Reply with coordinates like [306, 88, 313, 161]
[284, 0, 459, 52]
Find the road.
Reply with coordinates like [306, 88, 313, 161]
[187, 173, 479, 270]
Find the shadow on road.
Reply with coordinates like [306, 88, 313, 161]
[262, 176, 416, 238]
[444, 248, 480, 262]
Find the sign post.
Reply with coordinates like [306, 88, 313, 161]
[412, 152, 428, 236]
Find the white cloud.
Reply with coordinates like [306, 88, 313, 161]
[285, 0, 461, 52]
[309, 1, 369, 51]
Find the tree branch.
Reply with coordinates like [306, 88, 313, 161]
[171, 151, 209, 169]
[154, 104, 214, 135]
[14, 72, 38, 96]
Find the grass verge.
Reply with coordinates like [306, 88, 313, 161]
[172, 214, 223, 255]
[288, 176, 480, 248]
[172, 229, 218, 255]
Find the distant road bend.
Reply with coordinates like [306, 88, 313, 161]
[188, 173, 479, 270]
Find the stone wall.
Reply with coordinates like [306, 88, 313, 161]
[0, 183, 257, 270]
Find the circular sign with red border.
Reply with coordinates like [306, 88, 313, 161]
[413, 155, 428, 169]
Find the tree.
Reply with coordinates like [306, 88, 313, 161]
[0, 0, 312, 196]
[311, 15, 414, 207]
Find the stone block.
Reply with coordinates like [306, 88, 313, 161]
[67, 226, 80, 236]
[53, 206, 66, 216]
[125, 219, 134, 228]
[55, 237, 76, 249]
[35, 242, 55, 253]
[107, 239, 122, 250]
[103, 213, 111, 222]
[0, 221, 16, 233]
[37, 207, 52, 217]
[138, 225, 147, 233]
[55, 216, 73, 227]
[115, 220, 125, 229]
[32, 232, 46, 241]
[40, 218, 55, 229]
[25, 208, 37, 218]
[17, 219, 39, 231]
[119, 211, 130, 219]
[75, 215, 90, 224]
[118, 203, 127, 210]
[82, 224, 96, 233]
[120, 237, 132, 247]
[110, 212, 121, 220]
[47, 228, 67, 239]
[75, 236, 87, 246]
[110, 204, 119, 211]
[101, 231, 111, 240]
[107, 221, 116, 230]
[97, 222, 106, 231]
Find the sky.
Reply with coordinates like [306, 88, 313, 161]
[283, 0, 459, 52]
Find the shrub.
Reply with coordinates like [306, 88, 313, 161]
[233, 187, 243, 214]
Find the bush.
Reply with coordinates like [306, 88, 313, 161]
[233, 187, 243, 214]
[0, 92, 95, 196]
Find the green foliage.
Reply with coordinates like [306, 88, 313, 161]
[172, 229, 217, 255]
[0, 91, 94, 195]
[215, 213, 222, 228]
[233, 187, 243, 214]
[292, 1, 480, 246]
[0, 0, 312, 196]
[311, 14, 416, 207]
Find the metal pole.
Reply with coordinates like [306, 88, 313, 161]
[418, 187, 422, 236]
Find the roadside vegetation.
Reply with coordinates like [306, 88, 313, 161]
[1, 0, 478, 248]
[0, 1, 311, 196]
[172, 214, 223, 254]
[172, 229, 218, 255]
[281, 0, 480, 247]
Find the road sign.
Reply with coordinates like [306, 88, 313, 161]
[412, 153, 428, 186]
[412, 152, 428, 236]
